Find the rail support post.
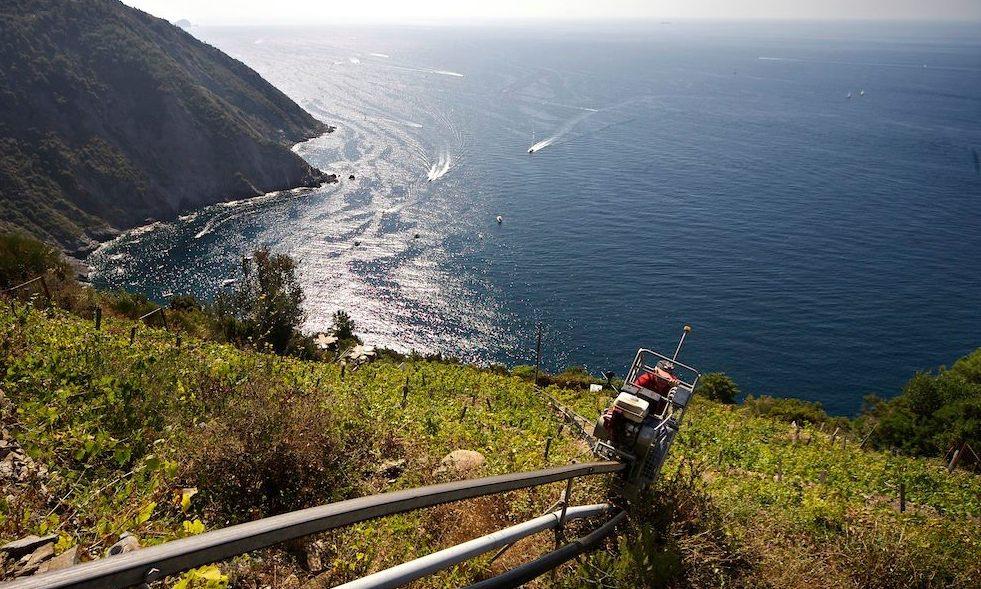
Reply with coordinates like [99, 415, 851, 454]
[129, 326, 137, 346]
[557, 478, 573, 530]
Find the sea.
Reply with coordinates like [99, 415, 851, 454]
[89, 21, 981, 415]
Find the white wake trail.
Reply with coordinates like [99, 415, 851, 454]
[527, 138, 556, 153]
[426, 153, 452, 181]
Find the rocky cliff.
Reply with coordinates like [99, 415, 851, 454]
[0, 0, 333, 254]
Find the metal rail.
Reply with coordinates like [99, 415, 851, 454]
[2, 276, 45, 295]
[2, 276, 51, 308]
[137, 307, 168, 331]
[3, 462, 623, 589]
[464, 510, 628, 589]
[334, 504, 612, 589]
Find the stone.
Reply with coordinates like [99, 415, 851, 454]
[0, 457, 13, 479]
[436, 450, 485, 474]
[107, 533, 140, 557]
[0, 535, 57, 560]
[378, 459, 406, 479]
[303, 542, 323, 573]
[12, 542, 54, 576]
[37, 546, 79, 574]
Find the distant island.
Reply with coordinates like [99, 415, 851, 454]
[173, 18, 192, 29]
[0, 0, 335, 256]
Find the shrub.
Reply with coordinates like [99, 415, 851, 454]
[0, 232, 71, 288]
[696, 372, 739, 404]
[183, 383, 367, 522]
[169, 294, 200, 312]
[578, 459, 751, 588]
[744, 394, 832, 426]
[105, 289, 158, 319]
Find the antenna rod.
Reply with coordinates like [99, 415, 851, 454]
[672, 324, 692, 361]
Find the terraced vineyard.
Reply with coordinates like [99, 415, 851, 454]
[1, 304, 978, 587]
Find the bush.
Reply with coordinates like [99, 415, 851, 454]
[209, 248, 306, 355]
[105, 289, 158, 319]
[744, 394, 833, 426]
[577, 459, 751, 588]
[169, 294, 200, 312]
[0, 232, 71, 289]
[183, 383, 367, 522]
[696, 372, 739, 404]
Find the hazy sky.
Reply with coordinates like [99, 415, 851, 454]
[121, 0, 981, 25]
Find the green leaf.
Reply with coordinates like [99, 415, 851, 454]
[135, 501, 156, 526]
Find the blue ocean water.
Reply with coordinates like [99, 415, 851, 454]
[89, 21, 981, 414]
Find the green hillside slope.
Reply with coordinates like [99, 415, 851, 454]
[0, 305, 977, 587]
[0, 0, 331, 254]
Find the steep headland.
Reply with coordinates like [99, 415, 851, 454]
[0, 0, 333, 255]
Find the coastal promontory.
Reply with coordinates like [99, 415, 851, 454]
[0, 0, 333, 254]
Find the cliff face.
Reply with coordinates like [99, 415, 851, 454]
[0, 0, 332, 254]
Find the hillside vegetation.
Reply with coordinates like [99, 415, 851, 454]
[0, 0, 331, 254]
[1, 300, 978, 588]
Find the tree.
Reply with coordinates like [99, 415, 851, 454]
[697, 373, 740, 404]
[331, 310, 359, 344]
[211, 247, 305, 355]
[862, 348, 981, 459]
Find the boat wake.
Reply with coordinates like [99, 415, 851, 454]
[528, 138, 555, 153]
[526, 95, 654, 154]
[427, 152, 452, 181]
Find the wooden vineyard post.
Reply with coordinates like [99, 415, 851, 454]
[533, 323, 543, 389]
[948, 441, 966, 473]
[40, 276, 52, 305]
[94, 307, 102, 331]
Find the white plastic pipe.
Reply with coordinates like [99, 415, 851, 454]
[333, 503, 610, 589]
